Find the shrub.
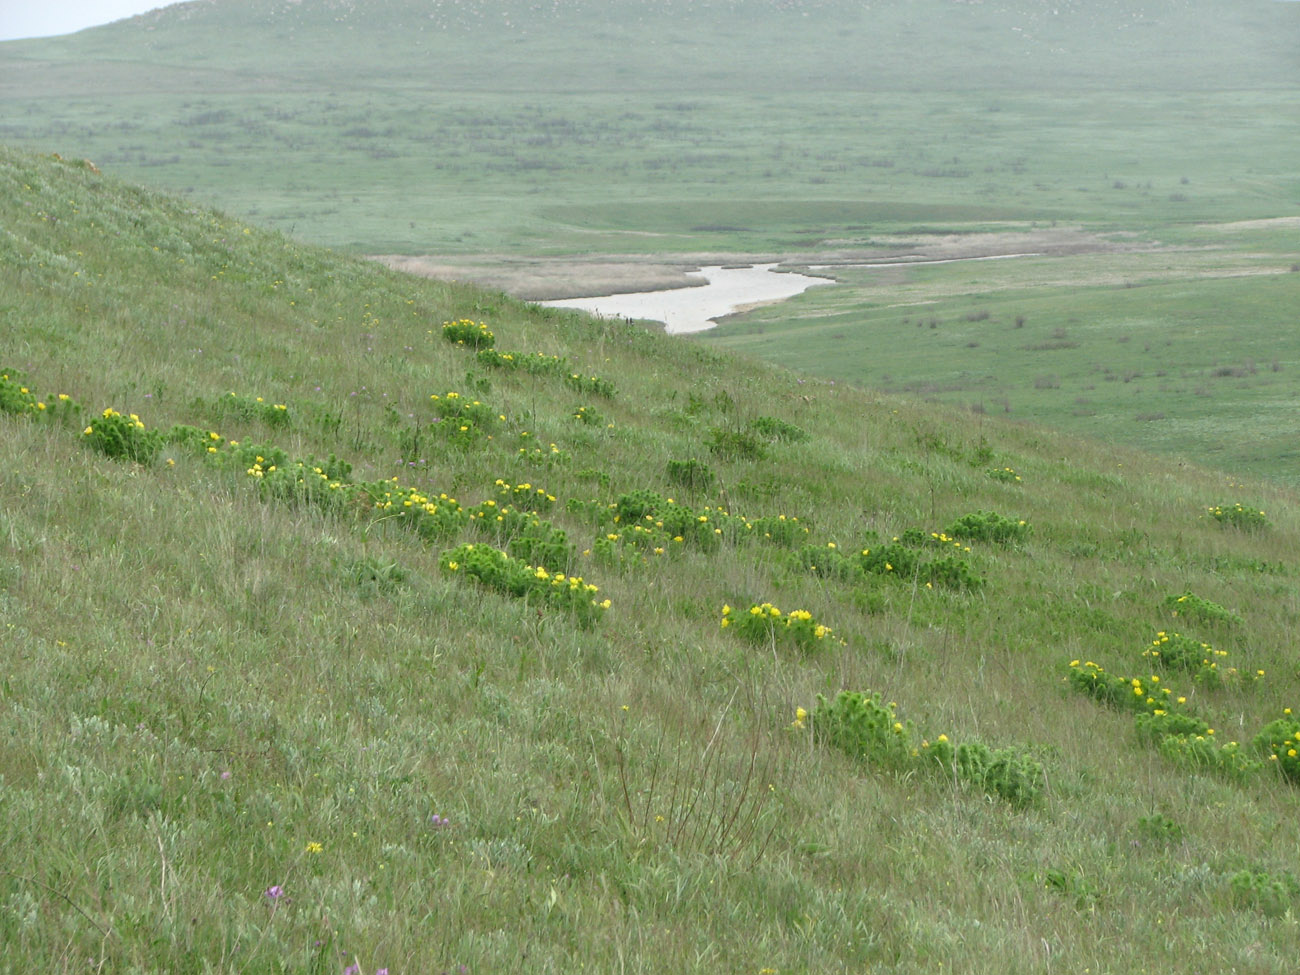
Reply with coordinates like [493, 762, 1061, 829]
[475, 348, 520, 371]
[1135, 814, 1184, 844]
[343, 556, 408, 595]
[1157, 733, 1257, 781]
[430, 390, 498, 428]
[1065, 661, 1177, 714]
[921, 555, 983, 590]
[948, 740, 1044, 806]
[856, 542, 917, 579]
[476, 348, 568, 375]
[256, 461, 355, 515]
[810, 691, 1042, 805]
[0, 372, 36, 414]
[740, 514, 807, 546]
[491, 478, 556, 512]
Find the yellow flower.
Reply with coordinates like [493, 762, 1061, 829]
[795, 707, 808, 723]
[305, 841, 323, 854]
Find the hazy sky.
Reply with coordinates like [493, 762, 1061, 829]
[0, 0, 179, 41]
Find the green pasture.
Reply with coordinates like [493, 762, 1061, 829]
[0, 86, 1295, 253]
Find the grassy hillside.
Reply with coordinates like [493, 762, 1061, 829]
[6, 146, 1300, 973]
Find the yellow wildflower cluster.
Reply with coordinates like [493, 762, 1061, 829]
[928, 531, 972, 554]
[722, 602, 834, 650]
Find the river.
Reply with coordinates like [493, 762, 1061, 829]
[536, 254, 1044, 334]
[537, 263, 833, 335]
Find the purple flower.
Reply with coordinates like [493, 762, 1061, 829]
[264, 885, 284, 900]
[220, 770, 232, 780]
[430, 814, 451, 829]
[344, 965, 361, 975]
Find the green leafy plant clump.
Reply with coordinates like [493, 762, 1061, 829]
[809, 691, 1044, 806]
[207, 390, 292, 427]
[1143, 631, 1234, 685]
[564, 371, 617, 398]
[1208, 502, 1269, 532]
[665, 457, 715, 491]
[721, 601, 835, 652]
[476, 348, 569, 376]
[1252, 713, 1300, 783]
[1230, 869, 1300, 917]
[986, 466, 1022, 483]
[945, 510, 1031, 545]
[1, 371, 83, 425]
[441, 317, 495, 349]
[1164, 591, 1243, 626]
[82, 407, 163, 464]
[439, 542, 609, 626]
[571, 403, 604, 426]
[750, 414, 809, 443]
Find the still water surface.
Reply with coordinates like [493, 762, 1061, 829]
[538, 263, 833, 335]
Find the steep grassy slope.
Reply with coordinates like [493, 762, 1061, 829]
[5, 146, 1300, 973]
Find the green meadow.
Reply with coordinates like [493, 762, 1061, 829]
[706, 247, 1300, 483]
[6, 144, 1300, 973]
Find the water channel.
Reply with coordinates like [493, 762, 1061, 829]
[537, 263, 833, 335]
[537, 254, 1041, 335]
